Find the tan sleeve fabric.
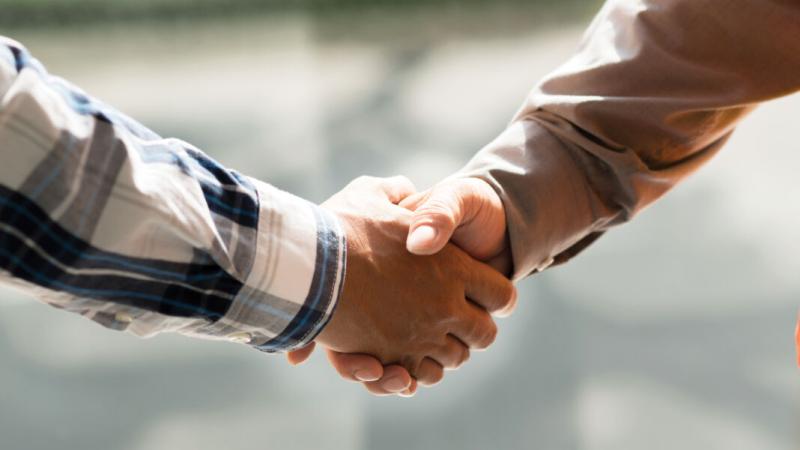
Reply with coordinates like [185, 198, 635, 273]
[459, 0, 800, 280]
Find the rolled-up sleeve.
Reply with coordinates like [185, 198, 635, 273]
[0, 37, 345, 353]
[459, 0, 800, 279]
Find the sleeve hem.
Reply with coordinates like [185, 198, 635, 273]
[271, 206, 347, 352]
[217, 179, 346, 353]
[455, 118, 602, 281]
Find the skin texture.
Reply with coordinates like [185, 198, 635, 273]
[288, 177, 513, 396]
[403, 177, 511, 269]
[310, 176, 516, 390]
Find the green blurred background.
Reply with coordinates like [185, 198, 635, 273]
[0, 1, 798, 450]
[0, 0, 590, 28]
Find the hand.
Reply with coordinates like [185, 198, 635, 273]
[288, 177, 515, 396]
[402, 177, 511, 274]
[298, 176, 515, 392]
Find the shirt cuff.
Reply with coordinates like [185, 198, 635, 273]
[456, 117, 607, 281]
[204, 178, 347, 353]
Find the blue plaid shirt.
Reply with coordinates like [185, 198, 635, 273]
[0, 37, 346, 353]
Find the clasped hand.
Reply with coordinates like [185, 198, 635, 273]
[289, 175, 515, 396]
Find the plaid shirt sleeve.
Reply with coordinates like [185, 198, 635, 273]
[0, 37, 346, 353]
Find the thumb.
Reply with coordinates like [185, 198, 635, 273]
[406, 184, 464, 255]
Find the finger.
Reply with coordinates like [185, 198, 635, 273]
[362, 365, 413, 395]
[487, 249, 514, 281]
[286, 342, 316, 365]
[450, 301, 498, 350]
[398, 190, 429, 211]
[406, 184, 464, 255]
[415, 357, 445, 386]
[324, 349, 384, 382]
[463, 258, 517, 317]
[398, 378, 419, 398]
[429, 334, 470, 370]
[376, 175, 417, 204]
[494, 287, 518, 318]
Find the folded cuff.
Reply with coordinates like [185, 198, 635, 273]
[206, 178, 346, 353]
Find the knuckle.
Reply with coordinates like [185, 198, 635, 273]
[402, 355, 423, 378]
[453, 251, 477, 277]
[443, 344, 462, 369]
[472, 317, 497, 350]
[442, 298, 463, 320]
[419, 197, 455, 215]
[422, 366, 444, 385]
[457, 346, 470, 367]
[477, 277, 514, 313]
[352, 175, 377, 187]
[390, 175, 414, 188]
[415, 200, 456, 226]
[473, 288, 502, 314]
[495, 284, 514, 310]
[365, 383, 392, 396]
[504, 280, 516, 299]
[497, 286, 518, 317]
[483, 321, 499, 348]
[334, 363, 353, 379]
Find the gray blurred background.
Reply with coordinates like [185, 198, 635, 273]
[1, 1, 798, 449]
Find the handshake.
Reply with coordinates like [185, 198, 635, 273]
[287, 175, 517, 397]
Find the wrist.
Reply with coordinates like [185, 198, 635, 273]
[313, 206, 353, 349]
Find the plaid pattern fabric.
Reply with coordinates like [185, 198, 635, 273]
[0, 37, 346, 353]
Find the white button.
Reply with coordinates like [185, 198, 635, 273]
[229, 332, 252, 344]
[114, 312, 133, 324]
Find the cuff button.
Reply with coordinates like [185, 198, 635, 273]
[114, 312, 134, 324]
[229, 332, 252, 344]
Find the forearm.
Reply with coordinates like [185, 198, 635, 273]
[0, 37, 345, 352]
[460, 0, 800, 279]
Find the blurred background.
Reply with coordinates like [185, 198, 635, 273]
[0, 1, 798, 449]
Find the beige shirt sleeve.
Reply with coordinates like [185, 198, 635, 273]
[459, 0, 800, 280]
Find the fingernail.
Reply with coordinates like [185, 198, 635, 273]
[353, 370, 379, 382]
[383, 376, 409, 392]
[407, 225, 437, 253]
[398, 379, 418, 398]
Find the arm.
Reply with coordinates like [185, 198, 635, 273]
[0, 37, 343, 352]
[0, 38, 514, 385]
[320, 0, 800, 392]
[459, 0, 800, 279]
